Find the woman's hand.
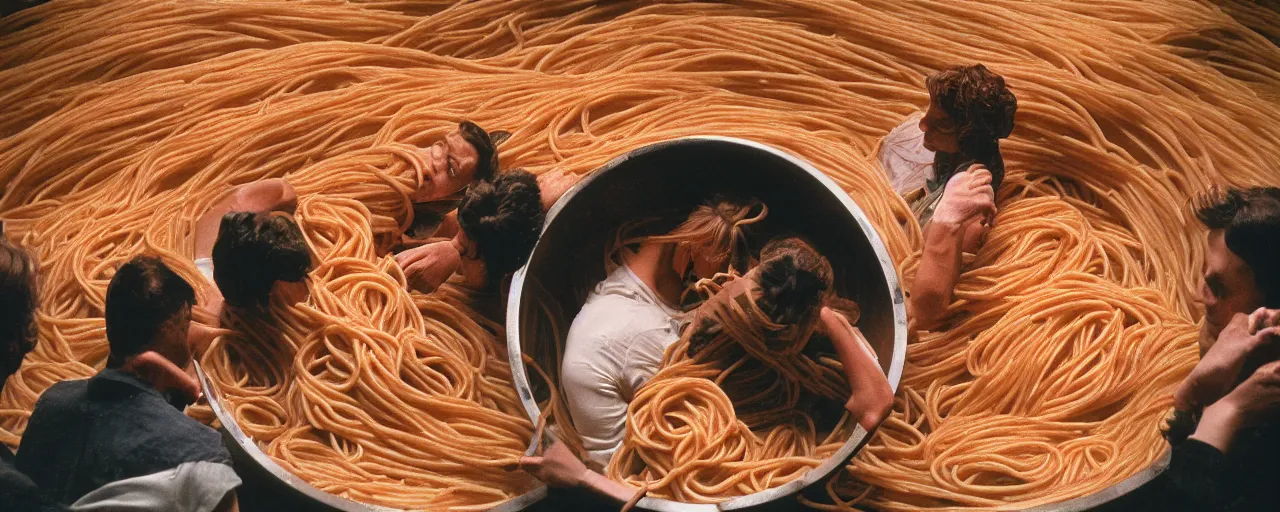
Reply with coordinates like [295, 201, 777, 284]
[933, 165, 996, 226]
[1218, 359, 1280, 428]
[395, 241, 462, 294]
[1175, 309, 1280, 411]
[1249, 307, 1280, 334]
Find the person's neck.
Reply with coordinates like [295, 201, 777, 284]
[624, 241, 683, 308]
[933, 149, 976, 186]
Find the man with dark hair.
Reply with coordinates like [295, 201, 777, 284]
[456, 120, 501, 185]
[1187, 187, 1280, 352]
[405, 121, 511, 239]
[16, 256, 241, 512]
[458, 169, 545, 285]
[396, 169, 545, 294]
[0, 237, 37, 391]
[1159, 186, 1280, 512]
[877, 64, 1018, 329]
[194, 119, 507, 308]
[0, 235, 68, 512]
[209, 211, 311, 309]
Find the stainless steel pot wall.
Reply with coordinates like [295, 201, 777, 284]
[505, 137, 909, 511]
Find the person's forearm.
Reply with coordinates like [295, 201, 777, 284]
[827, 319, 895, 428]
[829, 324, 878, 395]
[1189, 401, 1243, 453]
[581, 470, 640, 503]
[910, 220, 965, 329]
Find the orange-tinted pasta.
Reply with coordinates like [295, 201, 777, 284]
[1, 0, 1276, 509]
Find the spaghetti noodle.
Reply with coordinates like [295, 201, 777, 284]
[1, 0, 1277, 509]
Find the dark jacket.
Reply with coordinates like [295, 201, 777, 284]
[1161, 424, 1280, 511]
[15, 368, 232, 505]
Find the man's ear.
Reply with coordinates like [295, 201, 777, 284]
[489, 130, 512, 147]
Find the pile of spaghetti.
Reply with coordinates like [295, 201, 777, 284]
[2, 0, 1278, 510]
[608, 274, 864, 502]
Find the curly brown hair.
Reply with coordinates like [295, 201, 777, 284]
[457, 169, 545, 286]
[927, 64, 1018, 190]
[0, 236, 37, 386]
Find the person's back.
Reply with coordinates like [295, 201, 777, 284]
[16, 256, 240, 511]
[562, 263, 682, 466]
[0, 235, 67, 512]
[559, 196, 766, 468]
[17, 369, 232, 503]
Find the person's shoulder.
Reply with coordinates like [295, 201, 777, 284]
[145, 406, 232, 466]
[881, 113, 925, 144]
[120, 391, 230, 466]
[29, 379, 89, 414]
[573, 297, 671, 335]
[175, 422, 231, 465]
[41, 378, 88, 396]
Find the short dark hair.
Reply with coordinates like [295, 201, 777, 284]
[105, 256, 196, 367]
[927, 64, 1018, 191]
[0, 237, 38, 386]
[1195, 186, 1280, 307]
[755, 237, 833, 327]
[212, 212, 310, 309]
[458, 120, 499, 182]
[457, 169, 544, 286]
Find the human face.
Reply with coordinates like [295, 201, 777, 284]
[453, 231, 487, 288]
[919, 99, 960, 154]
[1199, 229, 1265, 352]
[675, 244, 727, 284]
[422, 130, 481, 201]
[271, 278, 310, 306]
[692, 251, 724, 280]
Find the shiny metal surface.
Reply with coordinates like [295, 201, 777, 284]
[505, 137, 909, 510]
[193, 362, 548, 512]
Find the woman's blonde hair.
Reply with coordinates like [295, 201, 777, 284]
[610, 195, 767, 277]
